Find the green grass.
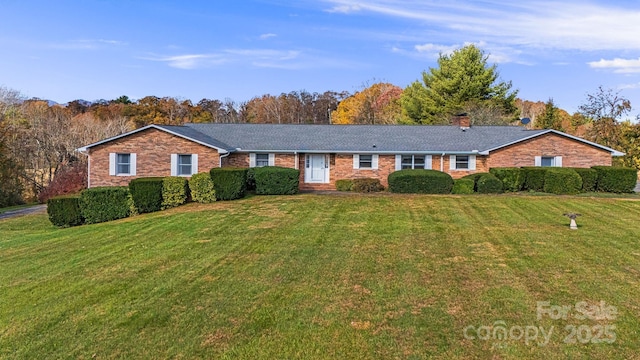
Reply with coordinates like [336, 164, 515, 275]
[1, 194, 639, 359]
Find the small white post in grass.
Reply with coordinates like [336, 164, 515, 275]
[563, 213, 581, 230]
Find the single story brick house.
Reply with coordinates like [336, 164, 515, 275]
[77, 117, 623, 190]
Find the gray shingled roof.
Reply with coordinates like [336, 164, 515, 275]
[183, 123, 549, 154]
[157, 125, 233, 151]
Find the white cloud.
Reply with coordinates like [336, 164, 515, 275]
[319, 0, 640, 52]
[588, 58, 640, 74]
[619, 82, 640, 90]
[259, 33, 277, 40]
[141, 48, 361, 70]
[49, 39, 127, 50]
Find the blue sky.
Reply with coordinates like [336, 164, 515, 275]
[1, 0, 640, 115]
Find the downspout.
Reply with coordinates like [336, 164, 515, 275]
[77, 148, 90, 188]
[440, 152, 445, 172]
[219, 152, 231, 167]
[294, 152, 299, 170]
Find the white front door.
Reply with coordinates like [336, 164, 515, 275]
[305, 154, 329, 183]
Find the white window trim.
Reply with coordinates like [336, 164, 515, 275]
[353, 154, 378, 170]
[109, 152, 136, 176]
[171, 154, 198, 176]
[396, 154, 433, 170]
[449, 155, 476, 171]
[536, 155, 562, 167]
[250, 153, 275, 168]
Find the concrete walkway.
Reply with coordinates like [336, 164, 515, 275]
[0, 204, 47, 220]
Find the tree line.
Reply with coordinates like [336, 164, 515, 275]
[1, 44, 639, 207]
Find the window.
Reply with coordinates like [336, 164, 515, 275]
[109, 153, 136, 176]
[255, 153, 269, 167]
[456, 155, 469, 170]
[250, 153, 274, 167]
[353, 154, 378, 169]
[178, 155, 192, 175]
[536, 156, 562, 167]
[359, 154, 373, 169]
[401, 155, 427, 169]
[171, 153, 198, 176]
[117, 154, 131, 175]
[449, 155, 476, 171]
[541, 156, 554, 167]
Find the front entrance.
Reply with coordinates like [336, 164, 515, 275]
[305, 154, 329, 183]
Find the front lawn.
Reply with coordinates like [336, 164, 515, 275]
[1, 194, 639, 359]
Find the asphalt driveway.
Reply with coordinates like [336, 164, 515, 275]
[0, 205, 47, 220]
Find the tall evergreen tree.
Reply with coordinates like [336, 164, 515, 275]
[536, 98, 563, 131]
[400, 45, 518, 124]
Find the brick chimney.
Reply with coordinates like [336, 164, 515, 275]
[452, 113, 471, 128]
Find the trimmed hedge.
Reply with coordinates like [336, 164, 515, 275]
[129, 177, 164, 213]
[210, 168, 248, 200]
[592, 166, 637, 193]
[162, 176, 190, 209]
[189, 173, 216, 203]
[253, 166, 300, 195]
[452, 178, 475, 194]
[476, 173, 504, 194]
[80, 187, 130, 224]
[489, 167, 525, 192]
[47, 196, 84, 227]
[351, 178, 384, 193]
[522, 167, 548, 192]
[543, 168, 583, 195]
[335, 179, 354, 191]
[388, 169, 453, 194]
[461, 173, 484, 192]
[571, 168, 598, 192]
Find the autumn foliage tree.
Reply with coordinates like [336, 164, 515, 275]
[331, 82, 403, 124]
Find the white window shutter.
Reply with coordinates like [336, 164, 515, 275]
[534, 156, 542, 167]
[469, 155, 476, 171]
[425, 155, 432, 169]
[249, 153, 256, 168]
[555, 156, 562, 167]
[192, 154, 198, 174]
[395, 155, 402, 170]
[372, 154, 379, 170]
[109, 153, 116, 176]
[268, 153, 275, 166]
[130, 153, 137, 176]
[353, 154, 359, 169]
[171, 154, 178, 176]
[449, 155, 456, 170]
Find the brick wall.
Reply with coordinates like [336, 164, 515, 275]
[487, 133, 612, 168]
[88, 128, 221, 187]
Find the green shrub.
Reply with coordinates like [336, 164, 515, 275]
[47, 196, 84, 227]
[476, 173, 504, 194]
[489, 167, 525, 192]
[189, 173, 216, 203]
[335, 179, 354, 191]
[571, 168, 598, 192]
[129, 177, 164, 213]
[253, 166, 300, 195]
[80, 187, 130, 224]
[592, 166, 637, 193]
[351, 178, 384, 193]
[461, 173, 484, 192]
[210, 168, 248, 200]
[162, 176, 190, 210]
[388, 169, 453, 194]
[452, 178, 475, 194]
[521, 167, 548, 192]
[543, 168, 583, 195]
